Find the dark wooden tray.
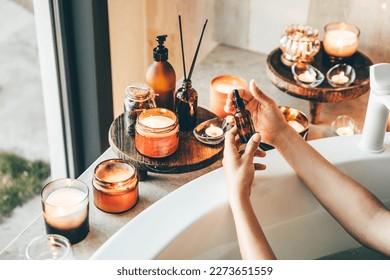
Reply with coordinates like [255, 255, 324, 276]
[266, 46, 373, 123]
[109, 107, 224, 177]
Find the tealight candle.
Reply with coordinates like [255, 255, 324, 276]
[41, 179, 89, 244]
[288, 120, 306, 133]
[323, 22, 360, 58]
[336, 126, 355, 136]
[93, 159, 138, 213]
[205, 124, 223, 138]
[210, 75, 248, 118]
[331, 71, 349, 85]
[135, 108, 179, 158]
[297, 70, 316, 83]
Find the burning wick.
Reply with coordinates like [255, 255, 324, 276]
[205, 124, 223, 137]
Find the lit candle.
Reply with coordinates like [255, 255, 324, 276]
[297, 70, 316, 83]
[336, 126, 354, 136]
[45, 188, 87, 229]
[205, 124, 223, 137]
[210, 75, 248, 118]
[93, 159, 138, 213]
[288, 120, 306, 133]
[42, 179, 89, 244]
[323, 23, 359, 58]
[331, 71, 349, 85]
[141, 115, 175, 128]
[135, 108, 179, 158]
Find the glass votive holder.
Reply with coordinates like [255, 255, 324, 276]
[93, 159, 139, 213]
[279, 24, 321, 66]
[291, 62, 324, 88]
[41, 178, 89, 244]
[331, 115, 359, 136]
[326, 63, 356, 88]
[193, 117, 227, 146]
[135, 108, 179, 158]
[323, 22, 360, 60]
[279, 106, 310, 139]
[210, 75, 248, 118]
[25, 234, 74, 260]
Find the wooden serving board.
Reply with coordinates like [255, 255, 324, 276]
[109, 107, 224, 176]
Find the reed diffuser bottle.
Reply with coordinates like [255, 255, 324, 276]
[232, 89, 256, 143]
[175, 79, 198, 130]
[145, 35, 176, 111]
[175, 16, 207, 131]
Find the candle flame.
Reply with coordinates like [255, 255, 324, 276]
[340, 71, 345, 78]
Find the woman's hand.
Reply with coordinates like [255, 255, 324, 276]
[222, 126, 266, 204]
[224, 79, 290, 147]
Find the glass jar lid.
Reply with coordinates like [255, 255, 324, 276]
[125, 84, 152, 101]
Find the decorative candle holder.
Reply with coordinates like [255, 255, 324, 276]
[25, 234, 74, 260]
[279, 106, 309, 139]
[331, 115, 359, 136]
[93, 159, 139, 213]
[193, 117, 228, 145]
[41, 179, 89, 244]
[210, 75, 248, 118]
[291, 62, 324, 88]
[326, 63, 356, 88]
[323, 22, 360, 62]
[135, 108, 179, 158]
[279, 24, 321, 66]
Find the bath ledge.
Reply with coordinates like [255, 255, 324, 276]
[91, 133, 390, 260]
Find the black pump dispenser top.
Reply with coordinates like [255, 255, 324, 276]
[153, 35, 169, 62]
[232, 89, 245, 109]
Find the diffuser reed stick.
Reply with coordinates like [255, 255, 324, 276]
[188, 19, 208, 80]
[178, 15, 187, 80]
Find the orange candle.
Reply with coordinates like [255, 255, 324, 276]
[210, 75, 248, 118]
[93, 159, 138, 213]
[135, 108, 179, 158]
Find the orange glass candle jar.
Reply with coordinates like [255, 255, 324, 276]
[210, 75, 248, 118]
[92, 159, 138, 213]
[135, 108, 179, 158]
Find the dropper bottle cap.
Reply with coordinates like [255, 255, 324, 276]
[153, 35, 169, 62]
[232, 89, 245, 109]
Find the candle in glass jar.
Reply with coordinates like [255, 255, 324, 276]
[210, 75, 248, 118]
[93, 159, 138, 213]
[205, 124, 223, 137]
[323, 23, 359, 58]
[135, 108, 179, 158]
[41, 179, 89, 244]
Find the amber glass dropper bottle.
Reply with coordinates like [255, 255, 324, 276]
[232, 89, 256, 143]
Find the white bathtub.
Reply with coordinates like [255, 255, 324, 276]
[91, 133, 390, 260]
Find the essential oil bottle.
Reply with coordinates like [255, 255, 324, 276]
[232, 89, 256, 143]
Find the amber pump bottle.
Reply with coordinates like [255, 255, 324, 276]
[232, 89, 256, 143]
[145, 35, 176, 111]
[175, 79, 198, 131]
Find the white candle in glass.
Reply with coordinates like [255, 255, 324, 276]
[336, 126, 354, 136]
[324, 29, 359, 58]
[298, 70, 316, 83]
[141, 115, 175, 128]
[44, 188, 88, 230]
[331, 71, 349, 85]
[205, 124, 223, 137]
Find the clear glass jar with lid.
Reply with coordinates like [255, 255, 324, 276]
[124, 84, 156, 135]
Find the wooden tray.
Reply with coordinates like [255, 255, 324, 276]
[266, 46, 373, 123]
[109, 107, 224, 176]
